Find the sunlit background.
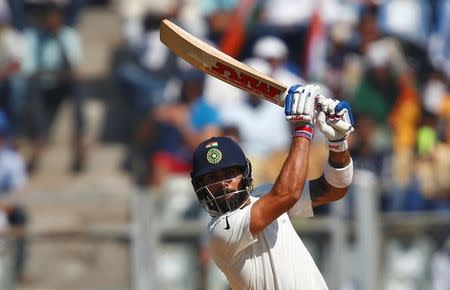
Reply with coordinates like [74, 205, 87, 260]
[0, 0, 449, 290]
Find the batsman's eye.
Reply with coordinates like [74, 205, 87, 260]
[202, 174, 217, 184]
[223, 167, 242, 179]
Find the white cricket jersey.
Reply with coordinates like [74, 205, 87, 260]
[207, 184, 328, 290]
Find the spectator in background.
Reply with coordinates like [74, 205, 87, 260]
[323, 22, 355, 100]
[203, 36, 304, 113]
[0, 110, 29, 285]
[252, 35, 305, 85]
[0, 0, 26, 140]
[415, 107, 450, 210]
[200, 0, 238, 45]
[149, 69, 222, 189]
[219, 58, 291, 184]
[6, 0, 87, 30]
[65, 0, 88, 27]
[351, 41, 400, 127]
[356, 5, 380, 55]
[22, 4, 86, 174]
[253, 0, 312, 67]
[115, 13, 176, 121]
[378, 0, 431, 46]
[349, 115, 392, 212]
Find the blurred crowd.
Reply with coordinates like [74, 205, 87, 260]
[0, 0, 88, 174]
[111, 0, 450, 213]
[0, 0, 89, 285]
[0, 0, 449, 288]
[110, 1, 450, 288]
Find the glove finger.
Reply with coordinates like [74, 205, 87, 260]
[316, 95, 335, 114]
[292, 90, 301, 115]
[315, 94, 326, 111]
[330, 117, 353, 132]
[301, 85, 320, 115]
[305, 90, 315, 117]
[335, 101, 355, 126]
[296, 87, 307, 114]
[316, 111, 336, 138]
[285, 92, 293, 116]
[339, 109, 353, 130]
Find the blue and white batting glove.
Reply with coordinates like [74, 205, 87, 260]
[316, 96, 355, 152]
[285, 84, 320, 140]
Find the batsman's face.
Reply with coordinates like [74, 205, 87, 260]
[198, 167, 244, 197]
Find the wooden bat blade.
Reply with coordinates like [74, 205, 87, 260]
[160, 19, 286, 107]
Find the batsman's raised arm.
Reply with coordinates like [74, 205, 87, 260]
[189, 84, 331, 290]
[249, 84, 319, 236]
[309, 97, 355, 207]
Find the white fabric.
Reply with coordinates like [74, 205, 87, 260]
[220, 99, 290, 158]
[270, 61, 306, 105]
[271, 66, 305, 94]
[0, 148, 26, 193]
[251, 183, 314, 218]
[203, 75, 245, 108]
[288, 182, 314, 218]
[140, 30, 170, 70]
[252, 36, 288, 59]
[431, 246, 450, 290]
[422, 79, 447, 115]
[382, 0, 426, 44]
[0, 28, 24, 67]
[208, 190, 327, 290]
[263, 0, 314, 27]
[245, 58, 271, 76]
[324, 159, 353, 188]
[23, 27, 82, 75]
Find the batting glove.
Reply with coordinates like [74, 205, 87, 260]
[285, 84, 319, 140]
[316, 96, 355, 152]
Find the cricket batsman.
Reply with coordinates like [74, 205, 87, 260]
[190, 84, 354, 289]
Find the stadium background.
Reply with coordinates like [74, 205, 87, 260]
[0, 0, 449, 289]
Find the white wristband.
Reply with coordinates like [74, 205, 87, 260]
[324, 159, 353, 188]
[328, 140, 348, 152]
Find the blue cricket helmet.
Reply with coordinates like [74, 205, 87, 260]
[191, 137, 253, 216]
[191, 136, 248, 180]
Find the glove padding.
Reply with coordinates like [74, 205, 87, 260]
[285, 84, 320, 140]
[316, 96, 355, 142]
[285, 84, 319, 125]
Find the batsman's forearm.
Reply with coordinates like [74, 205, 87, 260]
[328, 150, 351, 168]
[272, 137, 310, 199]
[309, 150, 351, 207]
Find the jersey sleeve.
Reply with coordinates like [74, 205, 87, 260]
[208, 202, 258, 260]
[288, 182, 314, 218]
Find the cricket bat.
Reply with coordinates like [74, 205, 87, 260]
[160, 19, 287, 107]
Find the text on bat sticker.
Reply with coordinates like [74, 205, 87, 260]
[208, 62, 282, 101]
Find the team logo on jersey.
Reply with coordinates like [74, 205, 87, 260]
[206, 148, 222, 164]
